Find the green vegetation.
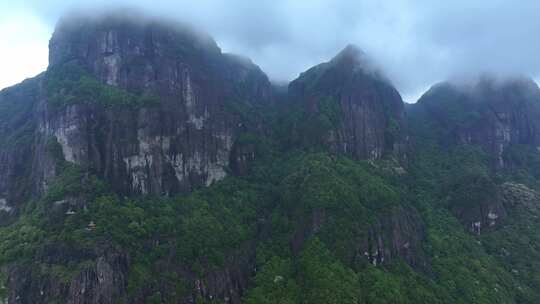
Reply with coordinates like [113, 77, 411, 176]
[0, 78, 39, 148]
[3, 71, 540, 303]
[503, 144, 540, 184]
[272, 95, 344, 151]
[45, 62, 159, 108]
[3, 134, 531, 302]
[407, 101, 540, 303]
[481, 199, 540, 303]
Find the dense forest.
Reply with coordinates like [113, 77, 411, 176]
[1, 11, 540, 304]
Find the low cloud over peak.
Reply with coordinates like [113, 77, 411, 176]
[2, 0, 540, 102]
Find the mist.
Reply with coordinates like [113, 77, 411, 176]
[2, 0, 540, 102]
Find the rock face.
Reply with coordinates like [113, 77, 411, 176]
[0, 76, 43, 221]
[449, 176, 508, 235]
[0, 14, 276, 303]
[290, 206, 427, 269]
[365, 206, 427, 268]
[410, 76, 540, 234]
[289, 45, 407, 161]
[7, 247, 129, 304]
[417, 77, 540, 168]
[1, 11, 499, 304]
[6, 243, 255, 304]
[0, 13, 273, 218]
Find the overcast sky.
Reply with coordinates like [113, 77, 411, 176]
[1, 0, 540, 102]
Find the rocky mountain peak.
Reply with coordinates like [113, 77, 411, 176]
[423, 75, 540, 101]
[331, 44, 365, 64]
[0, 10, 274, 217]
[416, 74, 540, 168]
[6, 8, 540, 304]
[48, 10, 225, 94]
[289, 46, 406, 161]
[49, 10, 221, 66]
[328, 44, 384, 78]
[473, 75, 540, 104]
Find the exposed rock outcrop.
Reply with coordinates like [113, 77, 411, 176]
[416, 76, 540, 168]
[0, 12, 274, 220]
[290, 206, 427, 270]
[0, 10, 500, 304]
[0, 12, 276, 304]
[0, 76, 43, 221]
[43, 13, 272, 195]
[7, 247, 129, 304]
[289, 45, 407, 161]
[364, 206, 427, 268]
[450, 179, 508, 235]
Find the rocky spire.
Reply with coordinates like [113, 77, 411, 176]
[289, 44, 406, 161]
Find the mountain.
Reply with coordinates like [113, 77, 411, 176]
[409, 77, 540, 235]
[2, 9, 540, 304]
[415, 76, 540, 169]
[288, 44, 407, 161]
[0, 12, 274, 221]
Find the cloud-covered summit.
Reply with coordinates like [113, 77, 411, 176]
[2, 0, 540, 102]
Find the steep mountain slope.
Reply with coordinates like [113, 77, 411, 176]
[408, 77, 540, 302]
[415, 77, 540, 169]
[0, 76, 42, 223]
[287, 45, 407, 161]
[409, 77, 540, 231]
[2, 9, 540, 304]
[0, 12, 273, 221]
[0, 13, 426, 303]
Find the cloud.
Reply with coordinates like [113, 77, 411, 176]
[1, 0, 540, 102]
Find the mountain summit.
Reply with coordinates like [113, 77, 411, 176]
[0, 11, 274, 217]
[417, 75, 540, 168]
[289, 44, 406, 160]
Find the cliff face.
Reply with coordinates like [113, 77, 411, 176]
[9, 9, 540, 304]
[288, 45, 407, 161]
[409, 77, 540, 234]
[0, 21, 411, 221]
[0, 13, 277, 304]
[48, 14, 271, 101]
[0, 76, 43, 221]
[7, 246, 129, 304]
[0, 13, 273, 219]
[0, 20, 426, 301]
[417, 77, 540, 168]
[290, 206, 426, 268]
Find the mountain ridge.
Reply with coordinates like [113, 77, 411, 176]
[1, 10, 540, 304]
